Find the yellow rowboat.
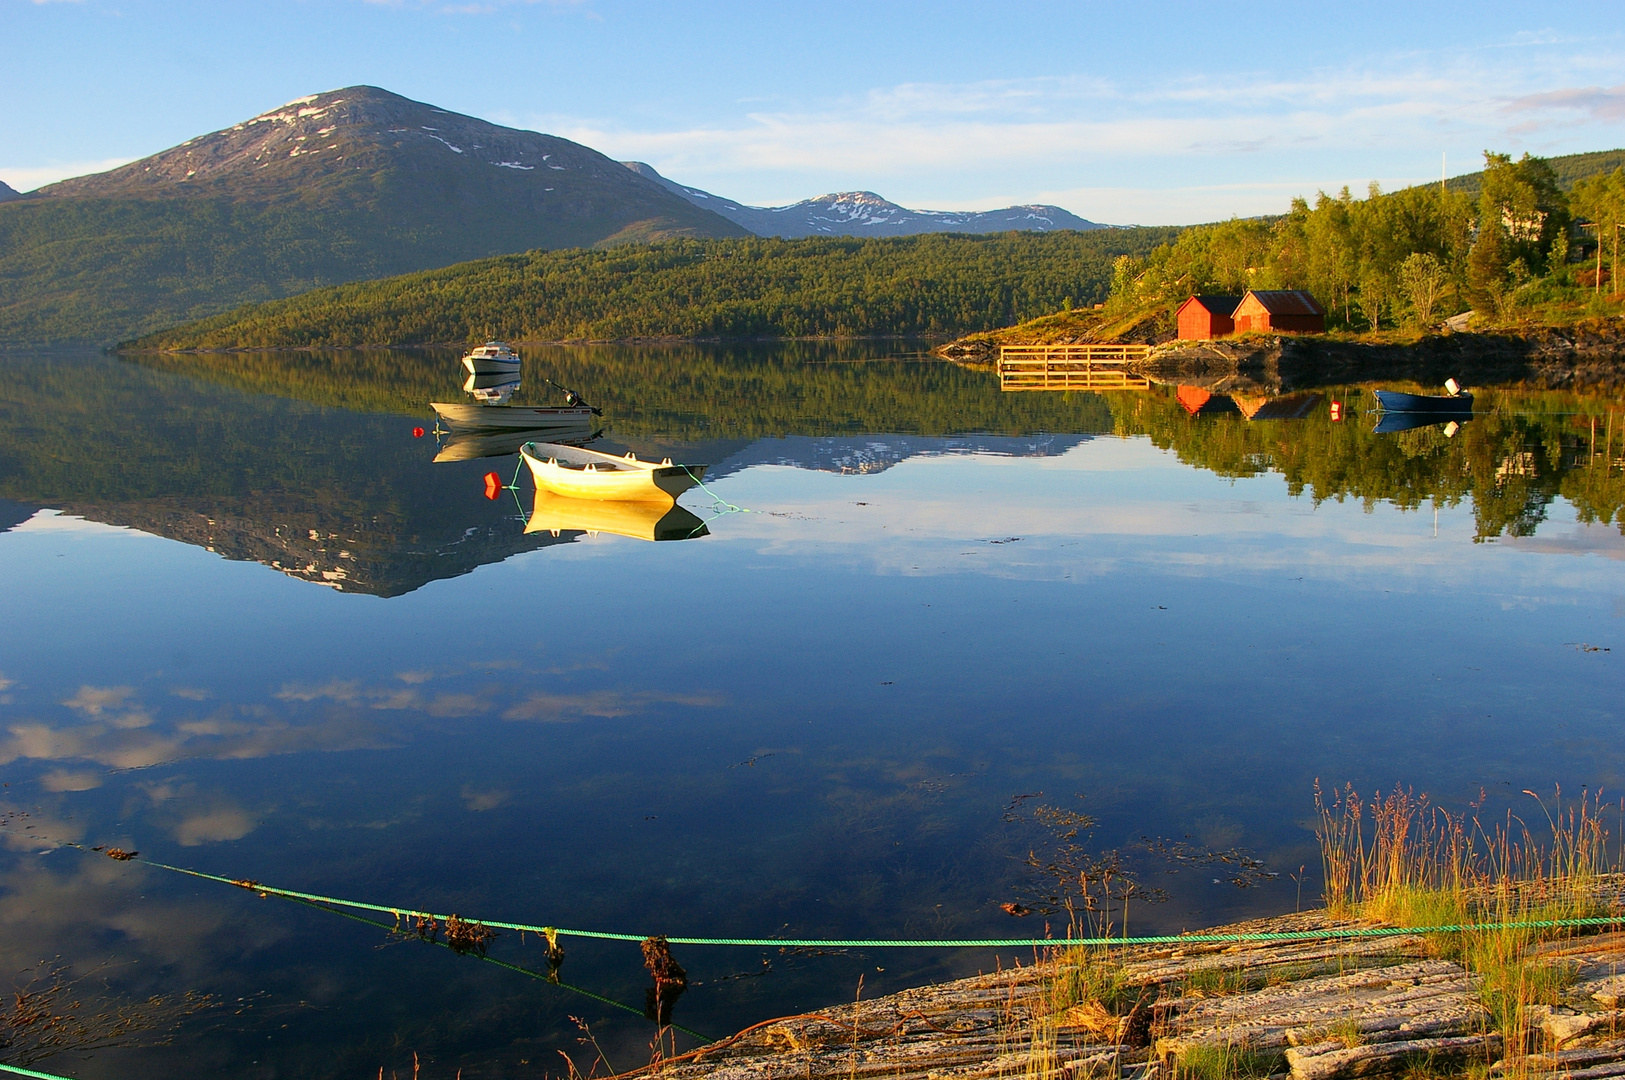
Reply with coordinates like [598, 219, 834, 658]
[520, 442, 706, 503]
[524, 490, 709, 542]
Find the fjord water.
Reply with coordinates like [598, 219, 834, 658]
[1, 346, 1621, 1078]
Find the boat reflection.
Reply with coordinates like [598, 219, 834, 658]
[1372, 412, 1470, 435]
[524, 490, 710, 542]
[433, 425, 598, 463]
[463, 370, 521, 405]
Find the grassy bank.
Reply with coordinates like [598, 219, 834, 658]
[1015, 787, 1625, 1080]
[619, 785, 1622, 1080]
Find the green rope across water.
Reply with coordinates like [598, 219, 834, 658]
[0, 1062, 82, 1080]
[134, 858, 1623, 949]
[679, 465, 748, 516]
[276, 889, 711, 1042]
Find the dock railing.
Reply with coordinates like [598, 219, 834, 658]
[998, 344, 1153, 391]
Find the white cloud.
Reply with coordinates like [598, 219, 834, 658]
[63, 685, 134, 715]
[40, 769, 102, 792]
[502, 689, 722, 722]
[524, 38, 1625, 223]
[0, 157, 131, 193]
[1506, 83, 1625, 123]
[172, 802, 256, 846]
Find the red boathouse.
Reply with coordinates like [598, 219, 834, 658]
[1176, 295, 1242, 340]
[1231, 290, 1325, 334]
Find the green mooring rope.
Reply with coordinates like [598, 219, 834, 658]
[133, 857, 1621, 949]
[276, 888, 712, 1042]
[0, 1062, 81, 1080]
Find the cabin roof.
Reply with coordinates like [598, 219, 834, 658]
[1238, 289, 1325, 316]
[1178, 295, 1243, 316]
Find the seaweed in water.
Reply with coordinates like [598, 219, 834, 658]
[640, 937, 687, 1025]
[543, 927, 565, 983]
[0, 961, 215, 1068]
[444, 914, 498, 957]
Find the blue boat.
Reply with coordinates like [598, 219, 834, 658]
[1373, 382, 1473, 415]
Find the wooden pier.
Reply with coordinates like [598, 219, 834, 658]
[998, 344, 1153, 391]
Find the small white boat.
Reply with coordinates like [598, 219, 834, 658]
[521, 442, 706, 503]
[430, 403, 596, 431]
[461, 341, 523, 376]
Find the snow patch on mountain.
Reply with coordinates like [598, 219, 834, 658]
[621, 162, 1108, 238]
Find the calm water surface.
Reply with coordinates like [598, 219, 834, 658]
[0, 345, 1621, 1078]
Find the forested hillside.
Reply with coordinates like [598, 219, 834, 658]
[129, 229, 1181, 349]
[1443, 148, 1625, 197]
[1105, 152, 1625, 333]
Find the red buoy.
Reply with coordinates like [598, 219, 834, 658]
[412, 426, 425, 438]
[483, 472, 503, 499]
[1329, 401, 1342, 422]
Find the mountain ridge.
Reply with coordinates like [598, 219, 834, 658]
[0, 86, 746, 344]
[622, 161, 1106, 237]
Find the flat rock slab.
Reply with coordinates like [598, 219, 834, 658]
[617, 908, 1625, 1080]
[1157, 959, 1480, 1056]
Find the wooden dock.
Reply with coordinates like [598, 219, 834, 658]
[998, 344, 1153, 391]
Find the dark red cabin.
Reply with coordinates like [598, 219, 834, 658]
[1176, 295, 1242, 340]
[1231, 290, 1325, 334]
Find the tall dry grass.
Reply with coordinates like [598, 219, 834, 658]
[1315, 782, 1625, 1073]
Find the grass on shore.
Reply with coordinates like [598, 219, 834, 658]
[1315, 783, 1623, 1071]
[1015, 786, 1622, 1080]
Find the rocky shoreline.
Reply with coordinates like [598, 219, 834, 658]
[938, 318, 1625, 393]
[624, 905, 1625, 1080]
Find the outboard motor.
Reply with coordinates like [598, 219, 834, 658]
[1445, 378, 1462, 397]
[547, 377, 603, 415]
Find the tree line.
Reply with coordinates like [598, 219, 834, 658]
[130, 230, 1180, 350]
[1114, 386, 1625, 541]
[1106, 152, 1625, 330]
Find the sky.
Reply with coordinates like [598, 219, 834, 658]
[2, 0, 1624, 224]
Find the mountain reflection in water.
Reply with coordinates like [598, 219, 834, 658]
[1, 345, 1623, 1078]
[3, 350, 1620, 588]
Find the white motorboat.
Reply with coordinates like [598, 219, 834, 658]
[461, 341, 523, 376]
[520, 442, 706, 503]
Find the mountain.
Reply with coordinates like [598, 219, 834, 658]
[0, 181, 19, 203]
[0, 351, 584, 597]
[622, 161, 1105, 237]
[0, 87, 746, 345]
[705, 433, 1093, 481]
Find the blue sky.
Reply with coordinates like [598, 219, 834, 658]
[3, 0, 1623, 223]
